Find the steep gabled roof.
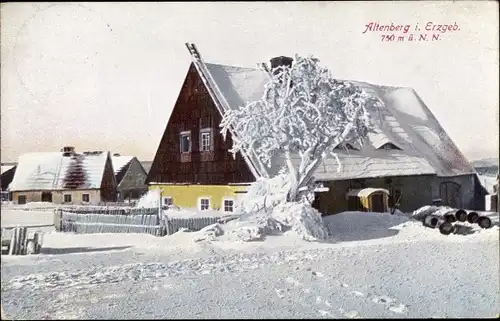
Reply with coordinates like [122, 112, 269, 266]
[186, 44, 475, 181]
[1, 165, 16, 175]
[112, 156, 134, 184]
[9, 152, 110, 191]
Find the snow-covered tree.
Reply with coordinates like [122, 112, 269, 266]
[220, 55, 382, 202]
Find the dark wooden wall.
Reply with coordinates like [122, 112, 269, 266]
[100, 155, 117, 201]
[147, 63, 256, 185]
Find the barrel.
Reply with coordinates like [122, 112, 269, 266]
[477, 216, 492, 229]
[443, 213, 457, 223]
[423, 215, 439, 228]
[455, 209, 467, 222]
[466, 212, 479, 224]
[437, 220, 455, 235]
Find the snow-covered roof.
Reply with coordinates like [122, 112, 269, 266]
[1, 165, 15, 175]
[112, 156, 134, 185]
[197, 61, 475, 180]
[9, 152, 110, 191]
[112, 156, 133, 175]
[346, 188, 390, 198]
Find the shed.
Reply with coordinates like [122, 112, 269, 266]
[346, 188, 390, 212]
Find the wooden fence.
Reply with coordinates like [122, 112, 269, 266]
[54, 207, 234, 237]
[1, 227, 44, 255]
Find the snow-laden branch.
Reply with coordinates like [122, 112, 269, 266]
[220, 54, 382, 202]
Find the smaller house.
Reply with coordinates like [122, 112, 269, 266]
[140, 161, 153, 175]
[1, 163, 17, 201]
[9, 147, 117, 205]
[112, 154, 148, 201]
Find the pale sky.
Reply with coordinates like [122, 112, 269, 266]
[1, 1, 498, 163]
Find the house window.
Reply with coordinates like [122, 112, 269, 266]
[335, 143, 359, 151]
[199, 198, 210, 211]
[378, 142, 402, 151]
[223, 199, 234, 212]
[163, 197, 173, 206]
[180, 131, 192, 153]
[64, 194, 72, 203]
[82, 193, 90, 203]
[17, 195, 26, 205]
[200, 128, 213, 152]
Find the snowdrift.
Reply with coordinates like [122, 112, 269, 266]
[135, 189, 161, 208]
[222, 202, 329, 242]
[184, 175, 330, 243]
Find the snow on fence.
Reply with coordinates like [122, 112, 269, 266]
[165, 217, 220, 235]
[97, 201, 136, 207]
[54, 207, 230, 236]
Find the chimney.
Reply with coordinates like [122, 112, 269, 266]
[270, 56, 293, 72]
[61, 146, 75, 157]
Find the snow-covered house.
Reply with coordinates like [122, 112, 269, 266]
[147, 43, 485, 213]
[112, 154, 148, 201]
[1, 163, 17, 201]
[9, 147, 118, 205]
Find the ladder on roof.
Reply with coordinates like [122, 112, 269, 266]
[52, 156, 63, 188]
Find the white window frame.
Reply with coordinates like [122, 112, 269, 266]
[222, 198, 234, 213]
[180, 130, 192, 153]
[82, 193, 90, 203]
[198, 197, 211, 211]
[63, 194, 72, 203]
[199, 128, 213, 152]
[163, 196, 173, 206]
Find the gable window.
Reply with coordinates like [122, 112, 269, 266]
[378, 142, 402, 151]
[335, 143, 360, 151]
[223, 199, 234, 212]
[17, 195, 27, 205]
[64, 194, 72, 203]
[163, 197, 173, 206]
[200, 128, 213, 152]
[82, 193, 90, 203]
[199, 197, 210, 211]
[180, 131, 192, 153]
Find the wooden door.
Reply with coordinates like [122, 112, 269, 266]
[440, 182, 461, 208]
[370, 193, 385, 212]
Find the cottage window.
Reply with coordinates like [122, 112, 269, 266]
[200, 128, 213, 152]
[64, 194, 72, 203]
[335, 143, 359, 151]
[17, 195, 26, 205]
[378, 142, 402, 151]
[82, 193, 90, 203]
[180, 131, 192, 153]
[223, 199, 234, 212]
[163, 197, 173, 206]
[199, 197, 210, 211]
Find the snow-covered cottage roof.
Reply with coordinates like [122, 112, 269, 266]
[112, 156, 134, 184]
[9, 152, 110, 191]
[187, 45, 475, 181]
[1, 165, 15, 175]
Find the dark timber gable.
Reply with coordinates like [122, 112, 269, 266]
[147, 63, 255, 185]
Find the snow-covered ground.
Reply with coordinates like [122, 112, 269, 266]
[1, 206, 499, 319]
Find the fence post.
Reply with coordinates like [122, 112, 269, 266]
[8, 228, 16, 255]
[54, 208, 62, 231]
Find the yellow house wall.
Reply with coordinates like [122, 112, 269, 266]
[149, 184, 248, 210]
